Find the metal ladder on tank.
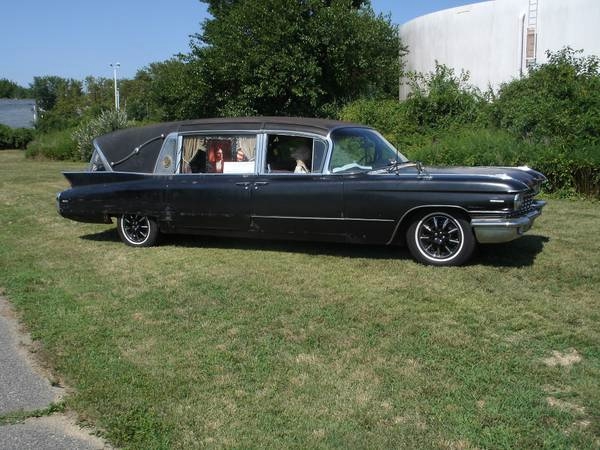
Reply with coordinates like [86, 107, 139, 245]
[526, 0, 539, 67]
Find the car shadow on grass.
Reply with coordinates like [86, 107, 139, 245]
[477, 235, 550, 267]
[81, 228, 404, 260]
[80, 228, 549, 267]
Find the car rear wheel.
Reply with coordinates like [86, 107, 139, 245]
[117, 214, 159, 247]
[407, 211, 475, 266]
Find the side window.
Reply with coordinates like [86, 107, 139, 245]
[153, 135, 178, 174]
[329, 128, 402, 173]
[329, 134, 375, 170]
[180, 134, 257, 174]
[265, 135, 327, 174]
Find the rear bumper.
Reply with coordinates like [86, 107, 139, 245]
[56, 192, 113, 224]
[471, 200, 546, 243]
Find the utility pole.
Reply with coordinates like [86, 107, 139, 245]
[110, 62, 121, 110]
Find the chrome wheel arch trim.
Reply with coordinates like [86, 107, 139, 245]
[386, 204, 471, 245]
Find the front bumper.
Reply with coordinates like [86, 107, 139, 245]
[471, 200, 546, 243]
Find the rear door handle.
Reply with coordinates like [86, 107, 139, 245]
[236, 181, 251, 190]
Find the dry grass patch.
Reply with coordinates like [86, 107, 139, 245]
[546, 397, 586, 415]
[543, 349, 583, 368]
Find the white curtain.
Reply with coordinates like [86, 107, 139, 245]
[237, 136, 256, 160]
[181, 137, 206, 173]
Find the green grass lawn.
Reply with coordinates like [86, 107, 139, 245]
[0, 150, 598, 449]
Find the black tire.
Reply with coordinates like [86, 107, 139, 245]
[406, 211, 475, 266]
[117, 214, 159, 247]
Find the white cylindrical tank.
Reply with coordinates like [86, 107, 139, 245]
[399, 0, 600, 98]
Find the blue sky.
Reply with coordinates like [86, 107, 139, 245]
[1, 1, 480, 87]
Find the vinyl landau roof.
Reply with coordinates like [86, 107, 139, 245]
[177, 116, 362, 134]
[94, 116, 366, 173]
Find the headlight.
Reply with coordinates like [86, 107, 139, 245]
[514, 193, 524, 211]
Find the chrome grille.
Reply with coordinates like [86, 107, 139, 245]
[510, 192, 535, 217]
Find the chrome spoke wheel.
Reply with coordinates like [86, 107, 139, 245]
[407, 211, 475, 266]
[417, 214, 462, 260]
[118, 214, 158, 247]
[122, 214, 150, 243]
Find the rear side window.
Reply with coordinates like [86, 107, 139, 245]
[180, 134, 257, 174]
[154, 134, 178, 174]
[89, 149, 107, 172]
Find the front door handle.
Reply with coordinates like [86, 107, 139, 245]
[253, 181, 269, 190]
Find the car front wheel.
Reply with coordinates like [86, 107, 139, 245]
[117, 214, 159, 247]
[407, 211, 475, 266]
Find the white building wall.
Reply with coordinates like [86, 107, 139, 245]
[537, 0, 600, 59]
[399, 0, 600, 98]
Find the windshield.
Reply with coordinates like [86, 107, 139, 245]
[329, 127, 408, 173]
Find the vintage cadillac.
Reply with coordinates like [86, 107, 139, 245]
[57, 117, 546, 266]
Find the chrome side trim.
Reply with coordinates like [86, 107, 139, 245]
[471, 200, 546, 243]
[251, 215, 395, 223]
[468, 209, 512, 215]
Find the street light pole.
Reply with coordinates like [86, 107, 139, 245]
[109, 63, 121, 110]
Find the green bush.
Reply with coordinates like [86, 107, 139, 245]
[341, 101, 600, 197]
[339, 64, 488, 152]
[492, 48, 600, 146]
[11, 128, 35, 149]
[407, 127, 600, 197]
[529, 144, 600, 197]
[0, 125, 11, 149]
[73, 109, 129, 161]
[25, 128, 77, 160]
[0, 124, 35, 150]
[340, 98, 423, 148]
[407, 127, 522, 166]
[404, 64, 486, 130]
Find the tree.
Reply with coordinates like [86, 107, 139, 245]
[120, 71, 154, 121]
[120, 58, 207, 122]
[202, 0, 366, 15]
[30, 76, 85, 131]
[146, 58, 207, 121]
[189, 0, 401, 117]
[0, 79, 29, 98]
[29, 76, 68, 111]
[84, 76, 114, 114]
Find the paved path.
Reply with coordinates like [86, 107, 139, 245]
[0, 295, 109, 449]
